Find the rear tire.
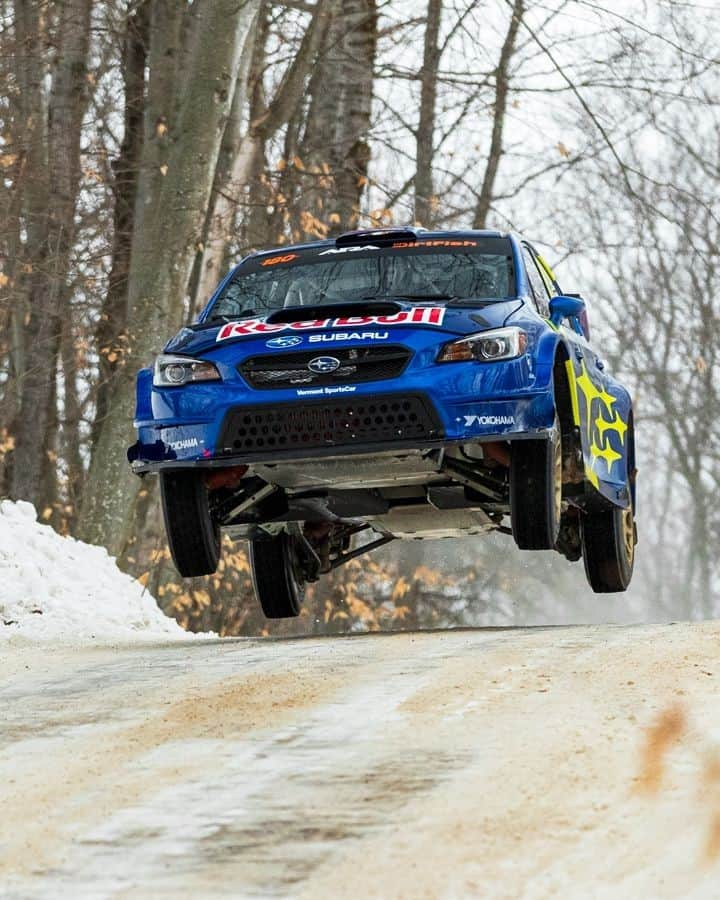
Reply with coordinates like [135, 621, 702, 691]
[510, 426, 562, 550]
[160, 471, 221, 577]
[581, 502, 635, 592]
[249, 532, 305, 618]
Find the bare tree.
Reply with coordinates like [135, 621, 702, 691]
[79, 0, 260, 553]
[92, 2, 150, 454]
[290, 0, 377, 240]
[192, 0, 331, 306]
[472, 0, 523, 228]
[414, 0, 442, 226]
[6, 0, 92, 507]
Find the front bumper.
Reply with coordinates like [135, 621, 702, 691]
[129, 361, 555, 474]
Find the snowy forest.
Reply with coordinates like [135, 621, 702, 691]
[0, 0, 717, 635]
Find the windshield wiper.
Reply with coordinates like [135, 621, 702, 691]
[446, 297, 508, 306]
[363, 293, 457, 303]
[368, 294, 510, 307]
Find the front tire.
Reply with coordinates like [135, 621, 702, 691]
[160, 471, 221, 577]
[581, 502, 635, 592]
[510, 426, 562, 550]
[249, 532, 306, 618]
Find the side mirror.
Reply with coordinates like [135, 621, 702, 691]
[549, 294, 586, 328]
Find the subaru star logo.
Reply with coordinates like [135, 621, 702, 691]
[307, 356, 341, 374]
[266, 335, 303, 349]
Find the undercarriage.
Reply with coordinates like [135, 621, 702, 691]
[183, 442, 514, 617]
[156, 408, 633, 618]
[212, 442, 510, 552]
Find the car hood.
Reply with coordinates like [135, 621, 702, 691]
[165, 300, 524, 355]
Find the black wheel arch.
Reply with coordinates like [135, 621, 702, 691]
[552, 343, 576, 447]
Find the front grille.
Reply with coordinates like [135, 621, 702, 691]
[238, 345, 412, 389]
[217, 394, 443, 455]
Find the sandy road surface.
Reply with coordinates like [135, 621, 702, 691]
[2, 623, 720, 899]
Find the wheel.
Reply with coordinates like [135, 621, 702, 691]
[160, 471, 221, 577]
[249, 531, 306, 618]
[510, 426, 562, 550]
[581, 501, 635, 592]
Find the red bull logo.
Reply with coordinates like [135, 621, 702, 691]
[216, 307, 447, 341]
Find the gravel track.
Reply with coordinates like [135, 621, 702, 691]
[1, 623, 719, 898]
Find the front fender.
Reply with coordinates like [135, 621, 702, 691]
[135, 367, 153, 422]
[533, 327, 568, 392]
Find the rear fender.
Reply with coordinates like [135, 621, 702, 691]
[533, 329, 633, 507]
[564, 360, 633, 508]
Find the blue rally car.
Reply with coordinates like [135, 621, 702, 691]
[128, 227, 637, 617]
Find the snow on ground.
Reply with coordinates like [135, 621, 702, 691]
[0, 500, 188, 643]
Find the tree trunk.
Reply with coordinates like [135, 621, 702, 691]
[92, 1, 150, 454]
[472, 0, 523, 229]
[59, 310, 84, 524]
[414, 0, 442, 227]
[5, 0, 47, 499]
[193, 0, 331, 305]
[79, 0, 259, 554]
[189, 4, 266, 312]
[329, 0, 377, 231]
[0, 145, 28, 489]
[295, 0, 377, 240]
[9, 0, 92, 507]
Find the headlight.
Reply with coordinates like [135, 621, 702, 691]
[153, 354, 221, 387]
[437, 327, 527, 363]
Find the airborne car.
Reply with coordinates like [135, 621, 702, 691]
[128, 228, 637, 617]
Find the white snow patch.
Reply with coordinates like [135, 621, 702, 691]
[0, 500, 190, 643]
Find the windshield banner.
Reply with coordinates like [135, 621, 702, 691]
[215, 306, 447, 341]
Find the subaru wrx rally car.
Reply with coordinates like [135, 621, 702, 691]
[129, 227, 637, 617]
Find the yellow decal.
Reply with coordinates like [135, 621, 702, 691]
[536, 253, 557, 283]
[568, 359, 627, 486]
[595, 410, 627, 444]
[564, 359, 581, 426]
[594, 441, 622, 468]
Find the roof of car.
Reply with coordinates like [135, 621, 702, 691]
[247, 228, 512, 260]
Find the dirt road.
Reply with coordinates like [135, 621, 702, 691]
[2, 623, 720, 898]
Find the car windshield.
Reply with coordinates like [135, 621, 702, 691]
[209, 237, 515, 319]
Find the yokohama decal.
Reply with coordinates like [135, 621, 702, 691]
[215, 307, 447, 341]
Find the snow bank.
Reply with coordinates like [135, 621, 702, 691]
[0, 500, 188, 643]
